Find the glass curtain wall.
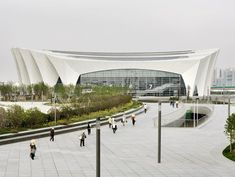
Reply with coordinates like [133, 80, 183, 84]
[79, 69, 186, 96]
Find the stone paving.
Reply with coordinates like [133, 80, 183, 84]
[0, 103, 234, 177]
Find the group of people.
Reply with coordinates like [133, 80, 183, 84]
[170, 100, 179, 108]
[107, 112, 138, 134]
[29, 104, 147, 160]
[29, 124, 92, 159]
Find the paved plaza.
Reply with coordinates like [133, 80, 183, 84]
[0, 103, 234, 177]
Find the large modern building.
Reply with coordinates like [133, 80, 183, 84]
[11, 48, 219, 96]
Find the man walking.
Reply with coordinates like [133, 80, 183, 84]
[79, 132, 87, 147]
[131, 114, 136, 126]
[50, 127, 55, 141]
[87, 123, 91, 135]
[112, 122, 117, 133]
[121, 113, 126, 126]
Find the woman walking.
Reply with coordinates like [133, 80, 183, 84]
[50, 127, 55, 141]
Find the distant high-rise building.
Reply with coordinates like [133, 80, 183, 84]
[213, 68, 235, 87]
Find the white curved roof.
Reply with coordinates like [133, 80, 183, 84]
[11, 48, 219, 96]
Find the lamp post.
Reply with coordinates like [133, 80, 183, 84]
[54, 93, 57, 125]
[193, 100, 195, 128]
[228, 96, 230, 118]
[96, 117, 101, 177]
[158, 101, 161, 163]
[196, 97, 199, 126]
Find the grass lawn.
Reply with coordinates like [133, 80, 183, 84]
[223, 144, 235, 161]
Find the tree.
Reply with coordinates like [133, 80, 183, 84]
[54, 83, 67, 100]
[225, 113, 235, 152]
[33, 82, 49, 100]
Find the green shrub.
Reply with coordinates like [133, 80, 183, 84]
[24, 108, 47, 128]
[6, 105, 25, 128]
[0, 107, 7, 128]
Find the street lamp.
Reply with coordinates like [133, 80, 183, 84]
[193, 100, 196, 128]
[196, 97, 199, 126]
[228, 95, 231, 118]
[96, 117, 101, 177]
[54, 93, 57, 125]
[158, 101, 161, 163]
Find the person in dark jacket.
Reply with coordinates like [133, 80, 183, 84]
[50, 127, 55, 141]
[80, 132, 87, 147]
[131, 114, 136, 126]
[87, 123, 91, 135]
[112, 122, 117, 133]
[30, 139, 37, 160]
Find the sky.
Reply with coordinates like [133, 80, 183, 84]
[0, 0, 235, 82]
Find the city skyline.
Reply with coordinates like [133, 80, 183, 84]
[1, 0, 235, 82]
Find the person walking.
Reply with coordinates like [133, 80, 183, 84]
[111, 117, 115, 125]
[87, 123, 91, 135]
[144, 104, 147, 114]
[79, 132, 87, 147]
[121, 113, 126, 126]
[176, 100, 179, 108]
[108, 116, 112, 128]
[112, 122, 117, 133]
[30, 139, 37, 160]
[50, 127, 55, 141]
[131, 114, 136, 126]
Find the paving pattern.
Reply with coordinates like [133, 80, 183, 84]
[0, 103, 234, 177]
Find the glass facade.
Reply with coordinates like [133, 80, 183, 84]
[79, 69, 186, 96]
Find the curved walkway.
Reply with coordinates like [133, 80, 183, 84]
[0, 103, 234, 177]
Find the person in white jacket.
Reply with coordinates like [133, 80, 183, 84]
[144, 104, 147, 113]
[121, 113, 127, 126]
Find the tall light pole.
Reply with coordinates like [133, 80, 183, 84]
[193, 100, 195, 128]
[196, 98, 199, 126]
[228, 96, 230, 118]
[54, 93, 57, 125]
[96, 117, 101, 177]
[158, 101, 161, 163]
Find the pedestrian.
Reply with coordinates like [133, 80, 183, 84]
[50, 127, 55, 141]
[108, 116, 112, 128]
[112, 122, 117, 133]
[122, 113, 127, 126]
[87, 123, 91, 135]
[131, 114, 136, 126]
[176, 101, 179, 108]
[30, 139, 37, 160]
[172, 101, 175, 108]
[112, 117, 115, 125]
[144, 104, 147, 113]
[79, 132, 87, 147]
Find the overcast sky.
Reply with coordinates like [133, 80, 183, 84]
[0, 0, 235, 82]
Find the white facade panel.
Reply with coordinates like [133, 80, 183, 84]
[12, 48, 31, 85]
[19, 49, 43, 84]
[30, 50, 59, 86]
